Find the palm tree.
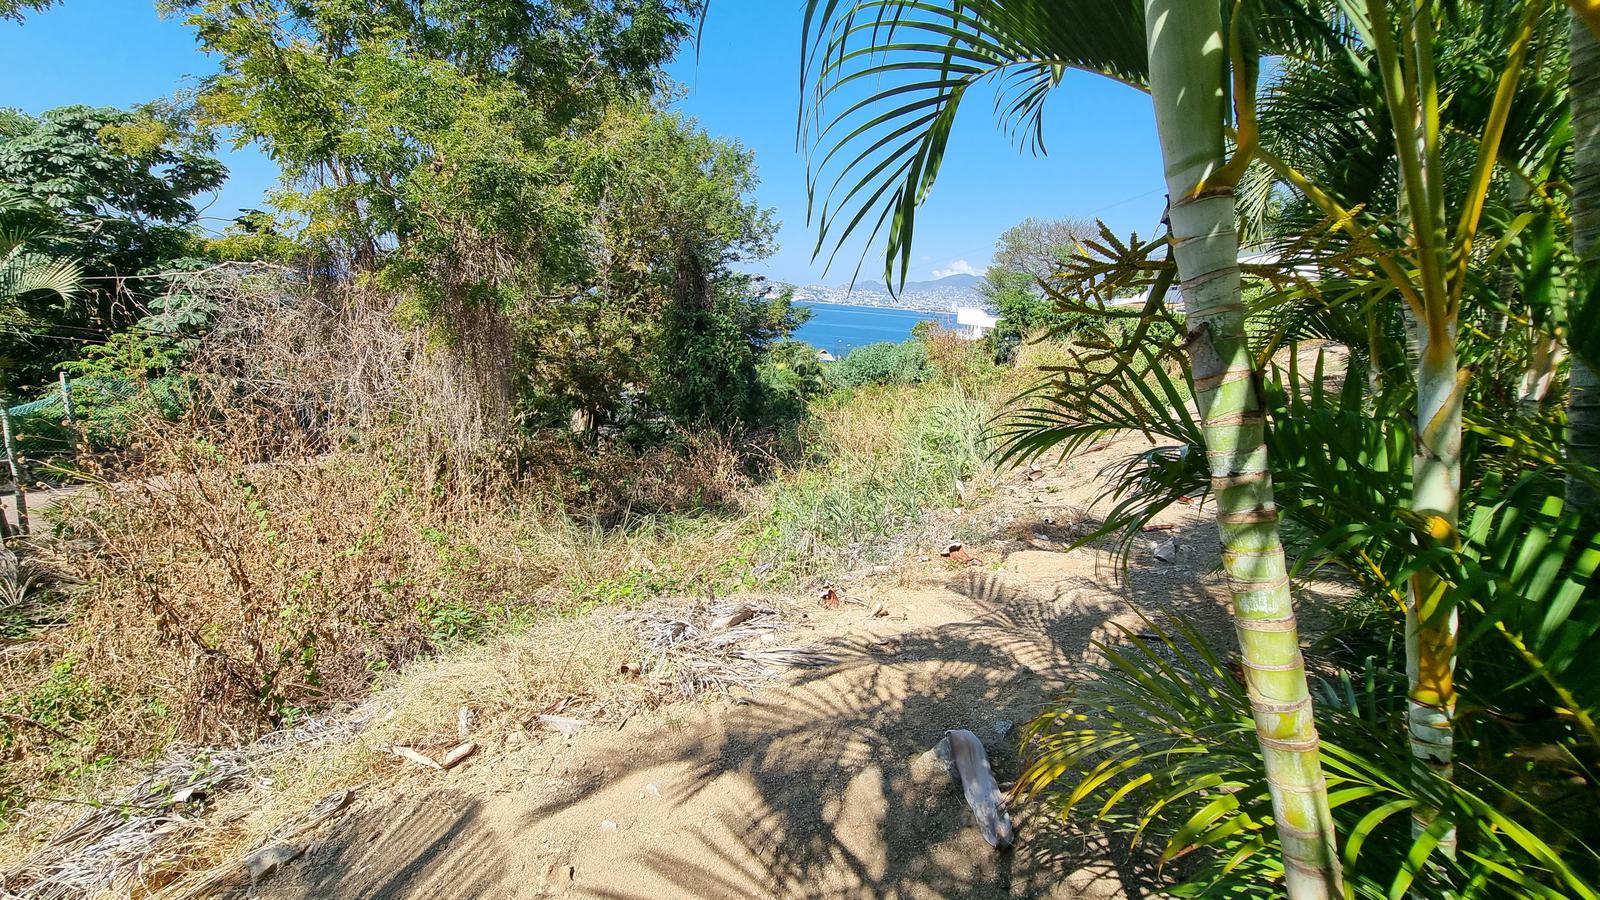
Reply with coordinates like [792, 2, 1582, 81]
[0, 201, 81, 312]
[1260, 2, 1550, 852]
[1571, 10, 1600, 510]
[1188, 0, 1567, 852]
[799, 2, 1343, 893]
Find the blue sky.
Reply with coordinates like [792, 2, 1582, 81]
[1, 2, 1168, 285]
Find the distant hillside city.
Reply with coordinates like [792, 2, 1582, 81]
[768, 273, 990, 312]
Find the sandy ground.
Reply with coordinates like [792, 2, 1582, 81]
[1, 483, 79, 533]
[242, 428, 1327, 900]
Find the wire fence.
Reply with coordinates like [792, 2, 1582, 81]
[3, 374, 187, 535]
[4, 374, 188, 458]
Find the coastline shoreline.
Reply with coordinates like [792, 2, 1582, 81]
[793, 299, 956, 315]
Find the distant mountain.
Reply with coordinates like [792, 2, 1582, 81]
[772, 273, 990, 312]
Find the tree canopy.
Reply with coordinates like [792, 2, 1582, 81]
[0, 104, 227, 389]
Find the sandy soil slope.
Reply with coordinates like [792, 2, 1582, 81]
[254, 435, 1336, 900]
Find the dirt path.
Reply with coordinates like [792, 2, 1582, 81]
[255, 439, 1264, 900]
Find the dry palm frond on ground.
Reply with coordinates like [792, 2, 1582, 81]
[627, 598, 834, 699]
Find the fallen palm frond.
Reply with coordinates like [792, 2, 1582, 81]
[627, 599, 833, 699]
[0, 713, 359, 900]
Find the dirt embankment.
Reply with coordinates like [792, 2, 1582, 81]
[244, 432, 1323, 900]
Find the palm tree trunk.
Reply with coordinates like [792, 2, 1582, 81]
[1407, 322, 1462, 853]
[1571, 12, 1600, 511]
[1143, 2, 1341, 895]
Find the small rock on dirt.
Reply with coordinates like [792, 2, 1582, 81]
[246, 844, 303, 886]
[1153, 536, 1180, 563]
[941, 542, 976, 563]
[910, 735, 958, 788]
[600, 819, 619, 832]
[538, 714, 588, 736]
[709, 604, 757, 632]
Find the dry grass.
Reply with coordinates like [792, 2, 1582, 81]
[0, 606, 653, 898]
[0, 427, 756, 803]
[0, 273, 763, 838]
[807, 383, 933, 458]
[0, 295, 1038, 892]
[1, 588, 835, 898]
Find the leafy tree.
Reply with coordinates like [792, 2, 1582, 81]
[202, 209, 301, 263]
[985, 277, 1071, 343]
[514, 109, 778, 429]
[170, 0, 700, 272]
[981, 217, 1095, 343]
[0, 104, 225, 389]
[0, 105, 224, 265]
[0, 0, 55, 22]
[1, 200, 82, 408]
[650, 285, 810, 427]
[991, 216, 1094, 284]
[175, 0, 789, 433]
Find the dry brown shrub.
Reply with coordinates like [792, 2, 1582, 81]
[0, 267, 765, 796]
[522, 430, 752, 526]
[921, 326, 992, 381]
[39, 427, 753, 759]
[66, 446, 479, 744]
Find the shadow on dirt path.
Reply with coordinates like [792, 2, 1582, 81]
[260, 489, 1235, 900]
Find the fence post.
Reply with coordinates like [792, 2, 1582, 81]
[59, 370, 82, 458]
[59, 371, 76, 428]
[0, 399, 28, 535]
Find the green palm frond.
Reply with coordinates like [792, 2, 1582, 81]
[799, 0, 1358, 289]
[1451, 470, 1600, 727]
[1017, 614, 1600, 898]
[1261, 349, 1415, 572]
[0, 251, 82, 304]
[800, 0, 1148, 287]
[0, 197, 82, 304]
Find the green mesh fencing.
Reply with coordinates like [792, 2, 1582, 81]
[5, 376, 189, 456]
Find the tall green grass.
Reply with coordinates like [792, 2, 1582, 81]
[735, 382, 992, 582]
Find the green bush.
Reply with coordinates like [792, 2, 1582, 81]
[826, 339, 933, 388]
[737, 384, 988, 581]
[648, 289, 815, 429]
[650, 302, 765, 427]
[756, 340, 829, 422]
[7, 376, 188, 457]
[990, 282, 1086, 341]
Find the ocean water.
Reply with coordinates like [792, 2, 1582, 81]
[792, 302, 954, 357]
